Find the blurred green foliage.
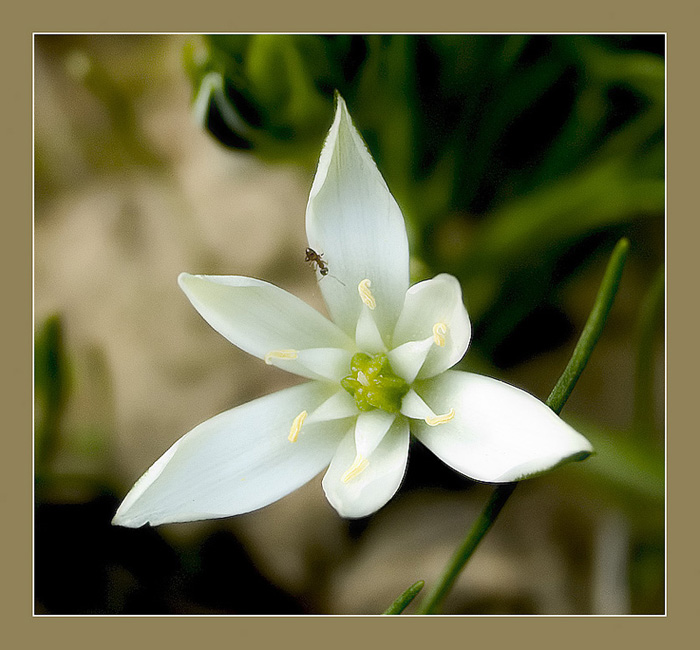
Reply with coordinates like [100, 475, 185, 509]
[35, 314, 70, 477]
[186, 34, 664, 366]
[34, 314, 115, 501]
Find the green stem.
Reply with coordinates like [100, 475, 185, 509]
[546, 238, 630, 415]
[382, 580, 425, 615]
[415, 483, 516, 614]
[416, 238, 630, 615]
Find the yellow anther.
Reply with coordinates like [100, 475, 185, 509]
[341, 454, 369, 483]
[432, 322, 448, 347]
[425, 408, 456, 426]
[288, 410, 308, 442]
[358, 279, 376, 310]
[264, 349, 299, 365]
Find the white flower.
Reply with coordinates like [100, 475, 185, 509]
[113, 96, 593, 527]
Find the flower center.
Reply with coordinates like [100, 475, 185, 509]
[341, 353, 409, 413]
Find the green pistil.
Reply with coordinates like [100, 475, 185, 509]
[341, 353, 409, 414]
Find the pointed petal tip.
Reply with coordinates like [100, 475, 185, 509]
[177, 272, 196, 294]
[333, 89, 346, 110]
[496, 445, 595, 483]
[306, 90, 410, 336]
[573, 446, 595, 462]
[566, 432, 595, 461]
[111, 512, 140, 528]
[111, 502, 148, 528]
[485, 430, 595, 483]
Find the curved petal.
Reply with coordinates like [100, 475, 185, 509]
[400, 388, 438, 420]
[179, 273, 353, 379]
[411, 371, 593, 483]
[392, 274, 471, 379]
[355, 306, 386, 354]
[354, 410, 396, 457]
[306, 389, 358, 424]
[266, 347, 353, 383]
[322, 416, 409, 518]
[388, 338, 434, 384]
[112, 382, 346, 527]
[305, 95, 410, 339]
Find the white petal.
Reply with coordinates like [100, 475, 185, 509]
[266, 347, 353, 382]
[305, 95, 410, 338]
[112, 382, 346, 527]
[393, 274, 471, 379]
[322, 417, 409, 518]
[411, 371, 593, 483]
[387, 338, 434, 384]
[355, 306, 386, 354]
[306, 389, 358, 424]
[399, 388, 437, 420]
[179, 273, 352, 379]
[354, 410, 396, 457]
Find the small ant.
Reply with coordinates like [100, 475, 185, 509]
[305, 247, 329, 276]
[305, 247, 345, 285]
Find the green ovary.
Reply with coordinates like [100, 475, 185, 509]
[341, 353, 409, 413]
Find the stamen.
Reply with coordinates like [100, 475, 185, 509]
[341, 454, 369, 482]
[432, 322, 448, 347]
[288, 410, 308, 442]
[358, 279, 376, 310]
[425, 408, 456, 426]
[264, 349, 299, 364]
[357, 370, 370, 387]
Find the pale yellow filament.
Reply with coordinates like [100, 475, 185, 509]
[288, 410, 308, 442]
[264, 349, 299, 365]
[358, 279, 376, 310]
[432, 322, 448, 347]
[341, 454, 369, 482]
[425, 408, 456, 426]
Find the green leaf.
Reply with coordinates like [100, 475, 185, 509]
[382, 580, 425, 615]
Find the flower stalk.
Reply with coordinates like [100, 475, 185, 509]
[415, 483, 516, 615]
[546, 238, 630, 415]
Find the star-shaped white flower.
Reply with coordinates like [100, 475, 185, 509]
[113, 96, 592, 527]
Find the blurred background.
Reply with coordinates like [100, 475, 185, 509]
[34, 34, 665, 615]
